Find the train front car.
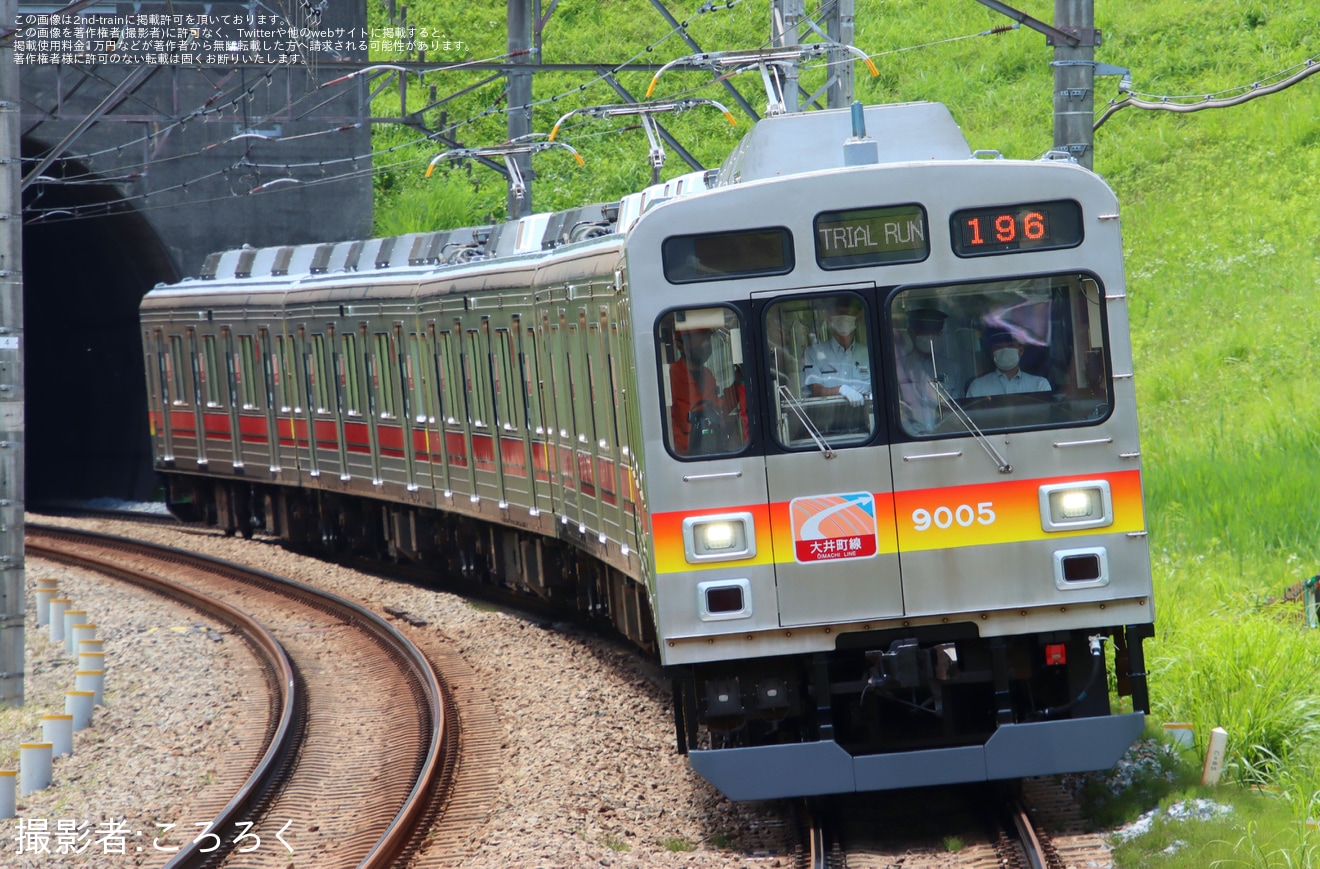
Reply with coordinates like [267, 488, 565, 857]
[627, 103, 1153, 800]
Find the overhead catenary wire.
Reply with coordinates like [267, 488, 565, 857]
[1094, 54, 1320, 130]
[22, 0, 748, 220]
[23, 3, 1020, 225]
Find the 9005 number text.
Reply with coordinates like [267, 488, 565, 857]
[912, 501, 996, 531]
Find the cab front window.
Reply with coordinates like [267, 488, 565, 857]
[765, 293, 877, 449]
[657, 307, 749, 458]
[891, 273, 1112, 438]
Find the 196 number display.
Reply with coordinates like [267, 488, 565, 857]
[950, 199, 1083, 257]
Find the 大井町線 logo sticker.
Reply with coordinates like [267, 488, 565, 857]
[790, 492, 878, 563]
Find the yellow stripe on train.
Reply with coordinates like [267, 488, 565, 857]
[651, 470, 1144, 574]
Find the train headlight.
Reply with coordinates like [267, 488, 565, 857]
[701, 522, 737, 550]
[682, 512, 755, 563]
[1039, 481, 1113, 532]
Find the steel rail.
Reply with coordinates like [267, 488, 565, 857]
[26, 525, 299, 869]
[26, 524, 449, 869]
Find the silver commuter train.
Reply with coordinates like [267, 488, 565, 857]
[141, 101, 1154, 801]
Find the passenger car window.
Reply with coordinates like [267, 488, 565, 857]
[657, 307, 749, 458]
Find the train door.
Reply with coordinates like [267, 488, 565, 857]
[220, 328, 242, 469]
[491, 321, 527, 508]
[344, 328, 375, 482]
[270, 332, 301, 477]
[442, 321, 478, 501]
[406, 329, 438, 497]
[292, 326, 320, 479]
[511, 316, 545, 516]
[757, 289, 904, 626]
[480, 318, 511, 508]
[577, 307, 610, 537]
[307, 332, 344, 480]
[148, 329, 175, 462]
[465, 322, 500, 503]
[236, 334, 265, 471]
[195, 330, 222, 468]
[427, 324, 458, 498]
[568, 309, 599, 533]
[257, 329, 281, 472]
[598, 306, 628, 547]
[543, 309, 581, 527]
[389, 325, 417, 490]
[366, 328, 409, 487]
[185, 329, 208, 466]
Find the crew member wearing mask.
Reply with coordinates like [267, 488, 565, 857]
[802, 297, 872, 406]
[896, 306, 960, 433]
[669, 328, 747, 455]
[966, 331, 1052, 396]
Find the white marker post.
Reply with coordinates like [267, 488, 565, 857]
[42, 713, 74, 757]
[1201, 726, 1228, 786]
[20, 743, 52, 795]
[0, 770, 14, 818]
[49, 598, 70, 642]
[1162, 722, 1194, 749]
[35, 579, 58, 625]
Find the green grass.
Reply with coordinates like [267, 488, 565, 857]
[601, 834, 631, 852]
[366, 1, 1320, 863]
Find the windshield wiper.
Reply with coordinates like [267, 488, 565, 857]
[778, 385, 836, 459]
[930, 379, 1013, 474]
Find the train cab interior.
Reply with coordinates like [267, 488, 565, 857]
[655, 273, 1113, 461]
[891, 273, 1113, 439]
[764, 293, 878, 448]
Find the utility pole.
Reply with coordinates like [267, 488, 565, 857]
[0, 0, 26, 708]
[824, 0, 856, 109]
[770, 0, 804, 113]
[507, 0, 533, 217]
[1052, 0, 1097, 169]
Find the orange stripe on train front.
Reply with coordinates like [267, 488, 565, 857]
[893, 470, 1144, 552]
[650, 470, 1144, 574]
[651, 504, 775, 575]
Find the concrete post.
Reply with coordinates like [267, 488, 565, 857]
[1053, 0, 1096, 168]
[0, 0, 26, 709]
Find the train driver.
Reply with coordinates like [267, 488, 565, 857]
[668, 326, 748, 456]
[895, 306, 961, 433]
[966, 331, 1052, 397]
[801, 296, 871, 406]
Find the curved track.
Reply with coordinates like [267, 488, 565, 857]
[27, 524, 451, 868]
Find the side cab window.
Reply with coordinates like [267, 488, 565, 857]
[656, 307, 749, 458]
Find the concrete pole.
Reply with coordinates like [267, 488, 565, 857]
[1053, 0, 1096, 169]
[0, 0, 26, 708]
[507, 0, 533, 217]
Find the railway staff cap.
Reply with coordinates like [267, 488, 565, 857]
[907, 307, 946, 336]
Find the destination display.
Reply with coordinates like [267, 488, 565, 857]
[662, 227, 795, 283]
[950, 199, 1083, 257]
[813, 204, 929, 269]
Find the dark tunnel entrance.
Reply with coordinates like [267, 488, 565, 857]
[23, 144, 179, 505]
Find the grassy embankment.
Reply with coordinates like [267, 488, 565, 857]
[363, 2, 1320, 864]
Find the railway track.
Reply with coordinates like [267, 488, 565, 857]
[26, 524, 456, 868]
[795, 781, 1110, 869]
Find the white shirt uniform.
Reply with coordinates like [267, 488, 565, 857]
[801, 338, 871, 395]
[966, 369, 1052, 397]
